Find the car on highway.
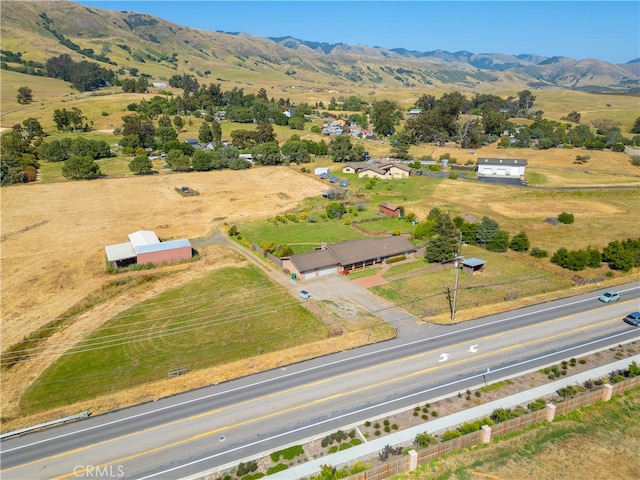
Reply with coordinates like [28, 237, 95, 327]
[299, 290, 310, 299]
[623, 311, 640, 327]
[599, 291, 620, 303]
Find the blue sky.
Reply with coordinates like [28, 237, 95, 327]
[77, 1, 640, 64]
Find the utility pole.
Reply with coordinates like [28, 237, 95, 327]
[451, 232, 463, 323]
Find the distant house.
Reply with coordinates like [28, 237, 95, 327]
[282, 236, 418, 279]
[184, 138, 200, 148]
[342, 162, 369, 174]
[322, 121, 345, 135]
[105, 230, 192, 268]
[379, 201, 402, 218]
[344, 160, 411, 179]
[151, 82, 167, 88]
[408, 108, 422, 115]
[477, 158, 528, 177]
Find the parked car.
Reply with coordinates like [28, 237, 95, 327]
[599, 291, 620, 303]
[299, 290, 310, 299]
[623, 311, 640, 327]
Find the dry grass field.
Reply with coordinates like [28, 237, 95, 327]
[0, 167, 324, 348]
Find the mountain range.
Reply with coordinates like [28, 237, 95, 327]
[2, 1, 638, 93]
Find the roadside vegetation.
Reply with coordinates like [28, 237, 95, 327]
[392, 387, 640, 480]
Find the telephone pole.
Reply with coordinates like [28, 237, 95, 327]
[451, 232, 463, 323]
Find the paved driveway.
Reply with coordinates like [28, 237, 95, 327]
[194, 230, 429, 338]
[294, 273, 426, 337]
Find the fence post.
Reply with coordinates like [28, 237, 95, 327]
[545, 403, 556, 422]
[601, 383, 614, 401]
[408, 449, 418, 471]
[480, 424, 492, 444]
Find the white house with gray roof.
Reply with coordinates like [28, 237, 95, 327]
[476, 157, 528, 177]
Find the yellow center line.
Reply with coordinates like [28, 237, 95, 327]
[4, 314, 622, 478]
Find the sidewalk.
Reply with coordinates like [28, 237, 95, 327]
[259, 357, 637, 479]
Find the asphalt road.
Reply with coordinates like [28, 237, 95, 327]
[1, 282, 639, 480]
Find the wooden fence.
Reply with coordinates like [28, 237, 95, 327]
[342, 376, 638, 480]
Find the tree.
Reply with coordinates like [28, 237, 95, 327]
[16, 86, 33, 104]
[255, 122, 276, 144]
[22, 118, 44, 138]
[328, 135, 363, 162]
[128, 155, 153, 174]
[602, 239, 640, 272]
[487, 230, 510, 252]
[192, 149, 213, 171]
[173, 115, 184, 132]
[390, 131, 412, 160]
[563, 111, 581, 123]
[61, 156, 101, 180]
[251, 141, 281, 165]
[281, 138, 310, 164]
[371, 99, 401, 136]
[1, 155, 25, 186]
[122, 114, 155, 148]
[210, 120, 222, 144]
[198, 122, 213, 144]
[229, 157, 251, 170]
[165, 149, 191, 172]
[516, 90, 537, 117]
[155, 126, 178, 144]
[631, 117, 640, 134]
[424, 214, 459, 263]
[217, 146, 239, 168]
[412, 220, 437, 240]
[509, 231, 530, 252]
[476, 216, 500, 247]
[39, 139, 69, 162]
[326, 202, 346, 219]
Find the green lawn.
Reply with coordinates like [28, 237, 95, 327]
[20, 265, 326, 414]
[372, 246, 573, 318]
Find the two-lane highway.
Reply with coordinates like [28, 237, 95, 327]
[2, 284, 639, 479]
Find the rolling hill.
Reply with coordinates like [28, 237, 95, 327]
[1, 0, 638, 95]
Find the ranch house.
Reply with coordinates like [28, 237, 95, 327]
[282, 236, 418, 280]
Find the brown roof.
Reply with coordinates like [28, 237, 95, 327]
[286, 237, 417, 273]
[379, 201, 400, 211]
[327, 237, 416, 266]
[287, 249, 340, 273]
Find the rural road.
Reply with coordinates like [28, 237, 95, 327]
[2, 282, 639, 480]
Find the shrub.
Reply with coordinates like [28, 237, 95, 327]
[558, 212, 575, 224]
[442, 429, 462, 441]
[531, 247, 548, 258]
[528, 398, 547, 411]
[414, 432, 438, 448]
[236, 461, 258, 476]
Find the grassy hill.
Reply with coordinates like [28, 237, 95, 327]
[2, 0, 638, 102]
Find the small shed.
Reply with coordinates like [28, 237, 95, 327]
[315, 167, 330, 176]
[379, 201, 402, 218]
[462, 258, 485, 275]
